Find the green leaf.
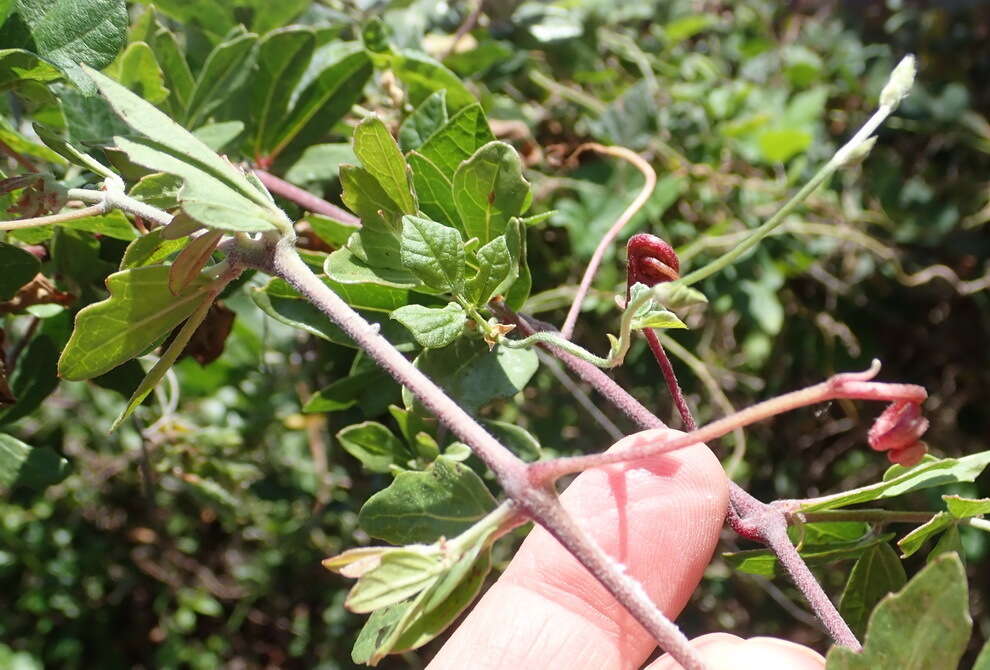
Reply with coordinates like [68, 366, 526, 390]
[137, 0, 234, 41]
[304, 213, 360, 248]
[184, 31, 258, 129]
[249, 286, 415, 351]
[152, 27, 194, 113]
[0, 0, 127, 92]
[85, 67, 283, 232]
[191, 120, 243, 152]
[353, 116, 417, 216]
[482, 420, 541, 461]
[399, 89, 448, 151]
[798, 451, 990, 512]
[60, 210, 138, 241]
[390, 50, 476, 112]
[303, 369, 386, 414]
[120, 228, 189, 269]
[324, 247, 419, 289]
[128, 172, 182, 210]
[504, 218, 531, 310]
[466, 233, 517, 306]
[341, 164, 406, 270]
[110, 287, 215, 430]
[391, 303, 466, 349]
[249, 26, 315, 156]
[359, 456, 496, 544]
[974, 639, 990, 670]
[352, 605, 409, 665]
[452, 141, 530, 245]
[898, 513, 953, 558]
[0, 241, 39, 301]
[412, 338, 538, 414]
[271, 42, 371, 159]
[337, 421, 410, 474]
[0, 48, 61, 89]
[58, 265, 210, 381]
[284, 144, 356, 187]
[399, 215, 465, 293]
[417, 103, 495, 178]
[927, 525, 964, 565]
[0, 433, 70, 491]
[114, 136, 281, 233]
[105, 41, 169, 105]
[388, 547, 491, 654]
[33, 123, 116, 178]
[630, 308, 687, 330]
[825, 554, 971, 670]
[408, 151, 460, 230]
[0, 329, 60, 426]
[943, 495, 990, 518]
[839, 543, 907, 638]
[261, 276, 411, 314]
[346, 549, 443, 614]
[724, 532, 895, 577]
[757, 128, 812, 163]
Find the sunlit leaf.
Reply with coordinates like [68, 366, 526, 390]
[58, 265, 210, 380]
[826, 554, 971, 670]
[359, 456, 496, 544]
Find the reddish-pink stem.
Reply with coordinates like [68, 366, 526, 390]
[561, 144, 657, 339]
[528, 361, 926, 482]
[253, 169, 361, 225]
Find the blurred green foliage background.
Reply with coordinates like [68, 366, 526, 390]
[2, 0, 989, 667]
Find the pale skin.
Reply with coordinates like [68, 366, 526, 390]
[429, 429, 827, 670]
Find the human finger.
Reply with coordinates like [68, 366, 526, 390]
[428, 429, 729, 669]
[645, 632, 826, 670]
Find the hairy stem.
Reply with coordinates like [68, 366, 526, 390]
[643, 328, 696, 430]
[530, 361, 925, 481]
[0, 202, 106, 230]
[731, 492, 862, 651]
[68, 187, 174, 227]
[240, 236, 710, 670]
[658, 332, 747, 476]
[561, 144, 657, 339]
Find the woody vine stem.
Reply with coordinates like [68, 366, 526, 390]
[12, 55, 921, 670]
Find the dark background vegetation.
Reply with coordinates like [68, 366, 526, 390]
[2, 0, 989, 668]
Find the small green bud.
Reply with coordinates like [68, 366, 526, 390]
[836, 136, 877, 168]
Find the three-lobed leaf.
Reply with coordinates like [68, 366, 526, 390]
[85, 66, 286, 233]
[58, 265, 210, 380]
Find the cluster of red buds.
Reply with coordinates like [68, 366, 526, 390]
[868, 400, 929, 466]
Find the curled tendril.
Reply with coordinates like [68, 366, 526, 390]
[868, 400, 929, 466]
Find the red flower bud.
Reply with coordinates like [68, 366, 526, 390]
[868, 401, 929, 452]
[887, 441, 927, 467]
[627, 233, 680, 287]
